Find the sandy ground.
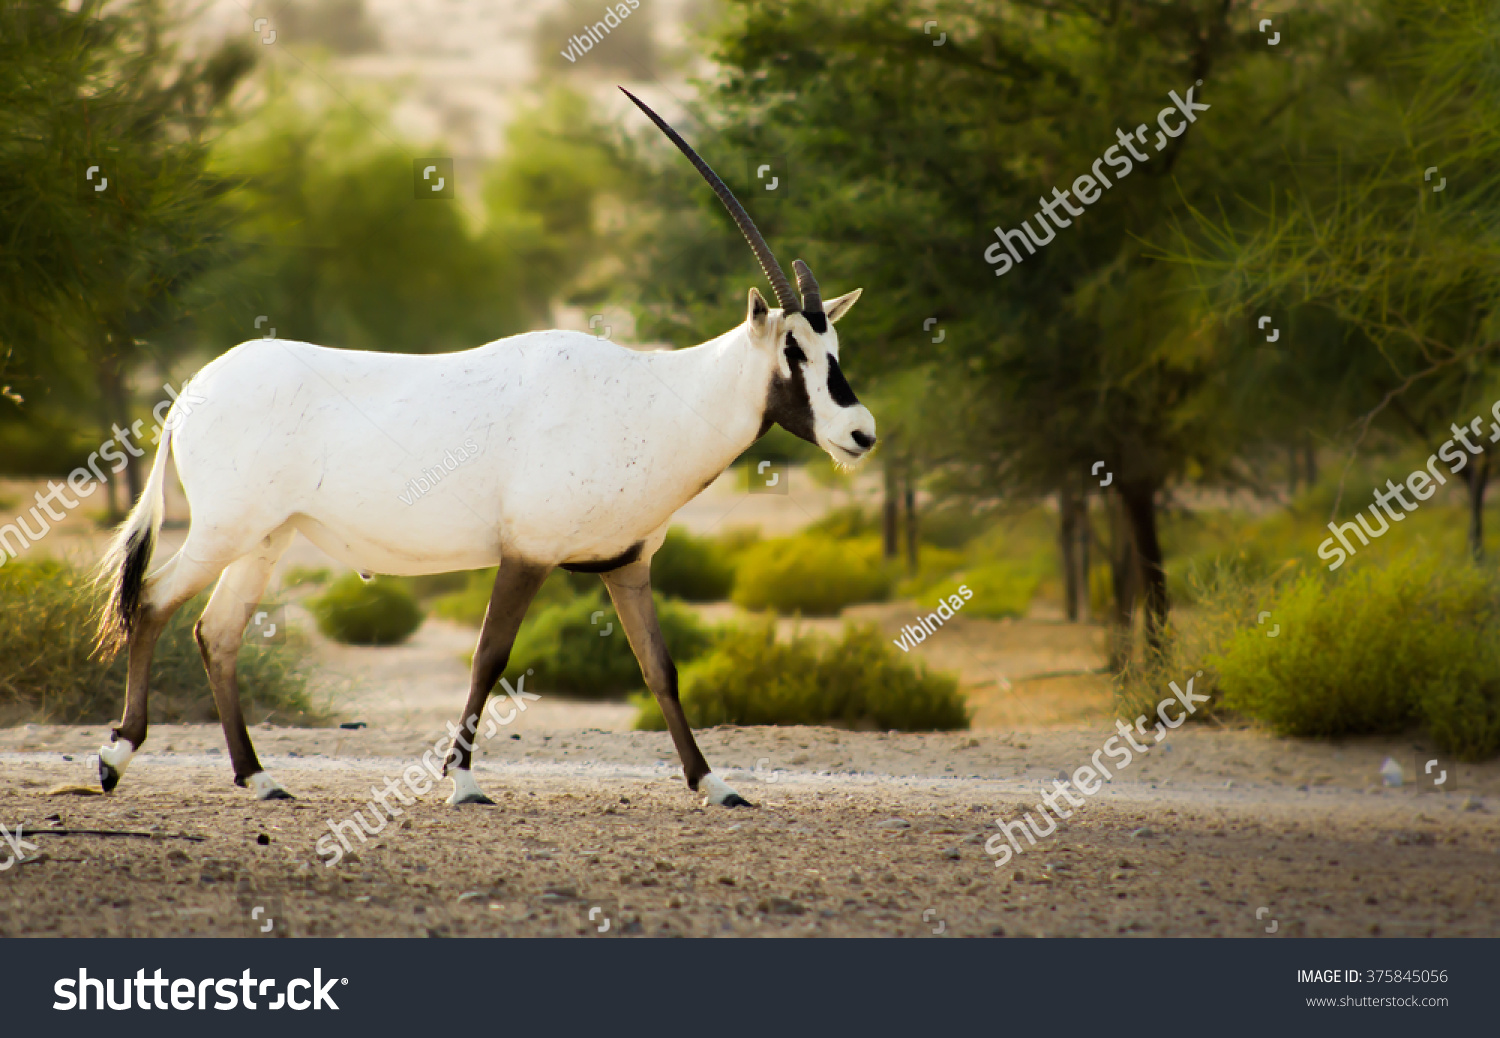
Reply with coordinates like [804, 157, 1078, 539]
[1, 722, 1496, 938]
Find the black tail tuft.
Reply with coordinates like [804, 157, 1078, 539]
[94, 524, 155, 659]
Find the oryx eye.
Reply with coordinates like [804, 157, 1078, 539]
[784, 333, 806, 364]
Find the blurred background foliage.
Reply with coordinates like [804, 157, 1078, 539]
[3, 0, 1499, 742]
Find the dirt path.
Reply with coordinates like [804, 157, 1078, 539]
[2, 724, 1496, 938]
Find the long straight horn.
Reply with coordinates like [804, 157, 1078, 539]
[620, 86, 799, 313]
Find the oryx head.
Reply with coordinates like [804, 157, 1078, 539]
[622, 88, 878, 466]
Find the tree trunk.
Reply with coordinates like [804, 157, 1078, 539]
[1078, 490, 1093, 624]
[1105, 491, 1138, 671]
[97, 351, 140, 521]
[1462, 453, 1489, 561]
[1058, 488, 1080, 621]
[903, 466, 918, 575]
[1106, 492, 1135, 626]
[1287, 442, 1299, 496]
[882, 447, 899, 561]
[1303, 435, 1318, 488]
[1118, 481, 1168, 646]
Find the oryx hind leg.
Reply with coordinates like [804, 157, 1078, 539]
[99, 549, 226, 792]
[601, 560, 752, 808]
[194, 525, 296, 800]
[446, 558, 550, 805]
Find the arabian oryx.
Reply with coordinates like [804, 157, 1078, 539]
[92, 87, 876, 807]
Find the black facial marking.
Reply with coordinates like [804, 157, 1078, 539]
[826, 355, 860, 407]
[804, 310, 828, 334]
[783, 333, 807, 365]
[760, 343, 816, 444]
[560, 540, 644, 573]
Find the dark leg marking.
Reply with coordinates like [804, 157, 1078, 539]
[99, 609, 172, 792]
[194, 621, 274, 792]
[446, 558, 551, 802]
[601, 560, 751, 804]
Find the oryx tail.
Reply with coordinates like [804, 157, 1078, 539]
[94, 415, 175, 658]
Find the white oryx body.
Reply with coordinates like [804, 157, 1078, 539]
[92, 87, 876, 810]
[176, 328, 775, 577]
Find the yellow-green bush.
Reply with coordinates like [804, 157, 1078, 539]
[650, 527, 735, 601]
[308, 573, 424, 645]
[632, 622, 968, 731]
[732, 535, 892, 615]
[1211, 554, 1500, 760]
[0, 559, 313, 724]
[949, 560, 1041, 618]
[502, 588, 715, 699]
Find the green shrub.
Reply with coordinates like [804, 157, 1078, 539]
[502, 588, 715, 699]
[806, 505, 879, 540]
[947, 560, 1040, 618]
[894, 546, 967, 601]
[919, 500, 997, 549]
[716, 526, 763, 557]
[650, 527, 735, 601]
[633, 622, 968, 731]
[1209, 554, 1500, 760]
[0, 559, 314, 725]
[732, 535, 893, 615]
[307, 573, 425, 645]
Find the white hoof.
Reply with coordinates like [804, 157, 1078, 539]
[247, 772, 294, 800]
[98, 739, 134, 792]
[701, 773, 754, 808]
[447, 768, 494, 805]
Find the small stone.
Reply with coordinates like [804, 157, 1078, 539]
[875, 817, 911, 830]
[942, 847, 961, 860]
[1379, 757, 1403, 788]
[256, 833, 270, 846]
[761, 897, 805, 916]
[1131, 827, 1154, 839]
[1461, 797, 1484, 812]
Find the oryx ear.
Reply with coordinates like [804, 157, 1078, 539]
[748, 287, 771, 333]
[825, 288, 862, 325]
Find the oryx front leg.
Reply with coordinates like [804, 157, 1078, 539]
[446, 558, 549, 805]
[602, 561, 753, 808]
[194, 529, 294, 800]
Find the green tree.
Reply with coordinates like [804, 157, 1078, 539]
[618, 0, 1357, 649]
[1171, 0, 1500, 559]
[0, 0, 252, 508]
